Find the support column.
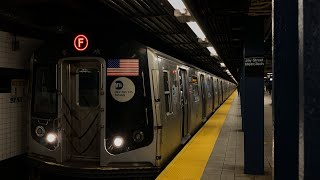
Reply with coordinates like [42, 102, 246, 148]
[273, 0, 299, 179]
[300, 0, 320, 179]
[243, 16, 264, 174]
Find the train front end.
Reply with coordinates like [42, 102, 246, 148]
[27, 35, 159, 177]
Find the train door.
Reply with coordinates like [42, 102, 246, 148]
[200, 74, 206, 120]
[217, 79, 220, 104]
[178, 69, 189, 141]
[58, 57, 105, 164]
[213, 78, 218, 109]
[211, 77, 215, 111]
[221, 81, 224, 101]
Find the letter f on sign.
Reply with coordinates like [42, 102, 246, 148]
[78, 38, 84, 48]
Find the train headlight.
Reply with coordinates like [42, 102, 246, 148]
[35, 126, 45, 137]
[113, 136, 124, 148]
[46, 133, 57, 143]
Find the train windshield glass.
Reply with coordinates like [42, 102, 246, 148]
[78, 68, 99, 107]
[33, 66, 57, 114]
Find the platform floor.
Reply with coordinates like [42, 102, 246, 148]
[157, 92, 273, 180]
[201, 94, 273, 180]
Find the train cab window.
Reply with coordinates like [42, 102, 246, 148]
[78, 68, 99, 107]
[163, 71, 172, 114]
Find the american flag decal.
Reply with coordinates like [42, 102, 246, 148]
[107, 59, 139, 76]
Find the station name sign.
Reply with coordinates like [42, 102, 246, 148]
[244, 57, 264, 77]
[245, 57, 264, 66]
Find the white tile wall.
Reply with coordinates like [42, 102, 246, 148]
[0, 93, 26, 161]
[0, 31, 42, 161]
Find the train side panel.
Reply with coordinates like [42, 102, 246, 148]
[154, 55, 183, 166]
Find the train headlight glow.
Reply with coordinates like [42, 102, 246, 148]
[113, 136, 124, 148]
[46, 133, 57, 143]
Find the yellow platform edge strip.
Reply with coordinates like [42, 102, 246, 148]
[156, 91, 237, 180]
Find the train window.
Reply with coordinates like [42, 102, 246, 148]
[207, 77, 212, 98]
[163, 71, 172, 114]
[78, 68, 99, 107]
[192, 76, 200, 101]
[33, 66, 57, 114]
[194, 85, 199, 98]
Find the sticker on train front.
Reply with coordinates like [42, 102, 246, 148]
[110, 77, 135, 102]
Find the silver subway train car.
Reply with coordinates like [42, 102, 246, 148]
[27, 35, 236, 178]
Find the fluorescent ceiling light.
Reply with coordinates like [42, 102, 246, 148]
[168, 0, 187, 13]
[220, 63, 226, 67]
[186, 21, 206, 41]
[206, 46, 218, 56]
[267, 72, 272, 74]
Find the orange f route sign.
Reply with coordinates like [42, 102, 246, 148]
[74, 34, 88, 51]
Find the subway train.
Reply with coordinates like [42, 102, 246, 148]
[27, 33, 236, 178]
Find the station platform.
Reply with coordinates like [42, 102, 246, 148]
[156, 92, 273, 180]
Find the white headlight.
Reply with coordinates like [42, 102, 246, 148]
[46, 133, 57, 143]
[113, 136, 124, 147]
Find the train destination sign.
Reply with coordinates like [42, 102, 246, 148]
[244, 57, 264, 77]
[74, 34, 88, 51]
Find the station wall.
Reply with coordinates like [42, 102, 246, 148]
[0, 31, 42, 161]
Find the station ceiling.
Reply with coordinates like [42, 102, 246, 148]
[0, 0, 271, 82]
